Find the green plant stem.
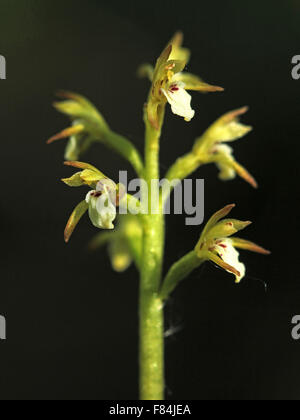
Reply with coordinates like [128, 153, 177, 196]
[165, 152, 201, 183]
[139, 108, 165, 400]
[139, 291, 164, 400]
[90, 124, 144, 178]
[163, 152, 203, 206]
[160, 251, 204, 301]
[103, 130, 145, 178]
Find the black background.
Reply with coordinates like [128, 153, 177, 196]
[0, 0, 299, 400]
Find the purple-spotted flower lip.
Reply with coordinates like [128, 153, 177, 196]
[168, 84, 180, 93]
[95, 179, 126, 207]
[86, 185, 117, 231]
[89, 191, 102, 198]
[161, 80, 195, 122]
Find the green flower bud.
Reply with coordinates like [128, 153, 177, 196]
[193, 107, 257, 188]
[109, 239, 132, 273]
[89, 215, 143, 273]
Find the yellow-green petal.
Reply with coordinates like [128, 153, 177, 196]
[205, 219, 252, 241]
[61, 172, 85, 187]
[173, 72, 224, 92]
[80, 169, 105, 187]
[199, 204, 236, 242]
[168, 32, 191, 64]
[64, 161, 105, 176]
[47, 124, 84, 144]
[231, 238, 271, 255]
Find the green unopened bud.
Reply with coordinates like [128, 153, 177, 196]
[54, 101, 88, 119]
[109, 239, 132, 273]
[88, 214, 143, 273]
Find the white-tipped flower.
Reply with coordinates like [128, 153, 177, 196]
[86, 184, 116, 230]
[213, 144, 236, 181]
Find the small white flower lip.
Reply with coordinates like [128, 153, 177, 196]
[161, 81, 195, 122]
[85, 190, 93, 203]
[86, 187, 117, 230]
[215, 238, 246, 283]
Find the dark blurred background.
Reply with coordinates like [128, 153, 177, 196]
[0, 0, 299, 400]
